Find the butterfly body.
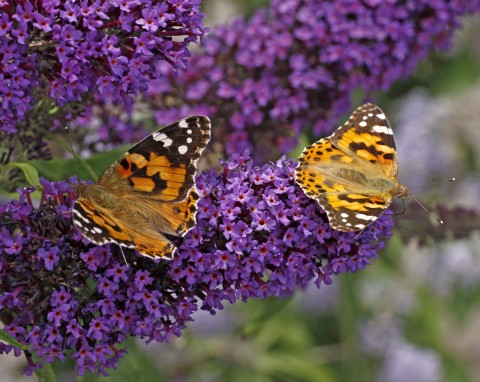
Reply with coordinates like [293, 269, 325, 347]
[296, 103, 409, 232]
[73, 116, 211, 259]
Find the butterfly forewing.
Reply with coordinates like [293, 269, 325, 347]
[331, 103, 398, 179]
[296, 138, 365, 197]
[99, 116, 211, 203]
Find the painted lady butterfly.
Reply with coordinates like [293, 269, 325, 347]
[73, 116, 211, 259]
[296, 103, 409, 232]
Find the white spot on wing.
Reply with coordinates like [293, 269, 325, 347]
[355, 223, 365, 229]
[371, 125, 392, 135]
[340, 213, 349, 218]
[153, 132, 167, 141]
[187, 129, 192, 135]
[178, 145, 188, 154]
[187, 137, 192, 143]
[179, 120, 189, 128]
[152, 132, 173, 147]
[356, 213, 377, 221]
[359, 121, 367, 127]
[376, 113, 386, 120]
[73, 209, 90, 224]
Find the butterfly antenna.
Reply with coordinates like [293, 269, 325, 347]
[353, 227, 368, 240]
[64, 125, 98, 180]
[409, 178, 456, 190]
[65, 126, 77, 161]
[411, 194, 443, 225]
[119, 246, 130, 268]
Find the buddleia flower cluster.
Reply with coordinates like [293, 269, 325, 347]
[0, 0, 207, 134]
[1, 0, 479, 378]
[0, 153, 393, 375]
[138, 0, 480, 161]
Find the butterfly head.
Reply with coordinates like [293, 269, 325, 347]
[396, 183, 410, 199]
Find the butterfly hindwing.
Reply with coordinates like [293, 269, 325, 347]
[73, 198, 136, 247]
[318, 193, 388, 232]
[73, 196, 177, 258]
[142, 188, 200, 237]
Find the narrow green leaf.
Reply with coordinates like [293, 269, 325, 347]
[31, 147, 126, 182]
[48, 106, 60, 115]
[4, 162, 41, 187]
[0, 329, 31, 350]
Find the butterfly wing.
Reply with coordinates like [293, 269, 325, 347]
[98, 116, 211, 203]
[296, 104, 399, 232]
[73, 189, 200, 259]
[73, 197, 175, 258]
[73, 116, 211, 258]
[317, 192, 389, 232]
[330, 103, 398, 179]
[296, 137, 365, 197]
[296, 137, 389, 232]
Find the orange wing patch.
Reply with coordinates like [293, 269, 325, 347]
[296, 138, 359, 197]
[129, 176, 155, 192]
[331, 103, 397, 177]
[117, 153, 148, 178]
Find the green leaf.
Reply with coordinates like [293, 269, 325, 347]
[35, 363, 57, 382]
[3, 162, 41, 187]
[31, 147, 126, 182]
[48, 106, 60, 115]
[0, 329, 31, 350]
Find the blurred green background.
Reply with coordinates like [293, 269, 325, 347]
[2, 1, 480, 381]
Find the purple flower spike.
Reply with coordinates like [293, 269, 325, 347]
[0, 154, 393, 376]
[0, 0, 208, 133]
[144, 0, 480, 161]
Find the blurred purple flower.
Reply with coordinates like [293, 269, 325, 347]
[134, 0, 480, 161]
[0, 0, 207, 133]
[0, 153, 392, 376]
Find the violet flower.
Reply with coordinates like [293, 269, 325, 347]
[0, 153, 393, 376]
[0, 0, 207, 134]
[132, 0, 480, 161]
